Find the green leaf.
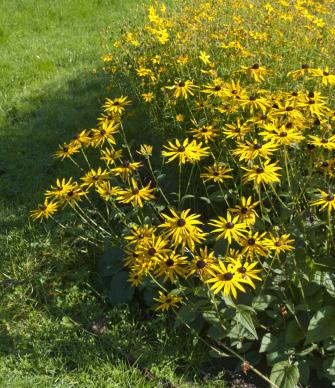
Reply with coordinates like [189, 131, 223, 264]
[207, 325, 226, 340]
[178, 305, 198, 324]
[202, 310, 220, 325]
[296, 360, 310, 385]
[98, 247, 124, 277]
[252, 294, 277, 310]
[305, 306, 335, 344]
[260, 333, 278, 353]
[236, 310, 258, 340]
[199, 196, 211, 205]
[108, 271, 134, 305]
[270, 361, 299, 388]
[285, 319, 305, 344]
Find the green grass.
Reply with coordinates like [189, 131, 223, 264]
[0, 1, 227, 386]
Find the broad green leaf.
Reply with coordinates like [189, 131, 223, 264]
[207, 325, 225, 340]
[285, 319, 305, 344]
[252, 294, 277, 310]
[296, 360, 310, 385]
[236, 310, 258, 340]
[98, 247, 124, 277]
[178, 305, 198, 324]
[270, 361, 299, 388]
[305, 306, 335, 344]
[108, 271, 134, 305]
[260, 333, 278, 353]
[202, 310, 220, 325]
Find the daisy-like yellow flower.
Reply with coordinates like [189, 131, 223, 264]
[241, 160, 282, 186]
[69, 130, 92, 148]
[229, 196, 259, 226]
[175, 114, 184, 122]
[103, 96, 131, 116]
[200, 162, 233, 183]
[223, 118, 252, 140]
[128, 271, 144, 287]
[310, 189, 335, 214]
[54, 142, 80, 160]
[187, 246, 216, 278]
[31, 199, 58, 222]
[124, 225, 156, 247]
[308, 135, 335, 150]
[59, 185, 88, 208]
[136, 235, 170, 263]
[265, 233, 295, 255]
[91, 120, 119, 147]
[287, 64, 314, 79]
[158, 208, 207, 251]
[199, 50, 212, 66]
[154, 291, 183, 311]
[222, 79, 248, 100]
[100, 147, 123, 166]
[162, 138, 209, 165]
[227, 258, 262, 289]
[238, 94, 270, 114]
[233, 139, 278, 162]
[166, 80, 199, 99]
[45, 178, 74, 200]
[310, 68, 335, 86]
[188, 124, 219, 143]
[238, 232, 269, 259]
[111, 160, 142, 180]
[155, 252, 188, 283]
[116, 178, 155, 208]
[297, 92, 328, 117]
[209, 212, 247, 244]
[274, 103, 304, 121]
[201, 78, 225, 98]
[81, 167, 110, 188]
[259, 123, 304, 146]
[137, 144, 153, 157]
[241, 63, 268, 82]
[206, 260, 246, 298]
[141, 92, 154, 103]
[96, 181, 120, 201]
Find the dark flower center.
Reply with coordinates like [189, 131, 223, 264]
[239, 267, 247, 274]
[314, 118, 321, 125]
[322, 161, 329, 167]
[39, 205, 47, 211]
[249, 95, 256, 101]
[327, 193, 334, 201]
[308, 99, 315, 104]
[63, 146, 69, 152]
[241, 207, 248, 214]
[166, 258, 174, 267]
[132, 188, 140, 195]
[254, 143, 262, 150]
[100, 130, 106, 135]
[139, 233, 145, 239]
[307, 143, 315, 151]
[57, 186, 63, 191]
[196, 260, 206, 269]
[280, 131, 288, 137]
[301, 64, 309, 69]
[292, 91, 298, 97]
[93, 175, 99, 181]
[201, 127, 208, 133]
[235, 127, 241, 133]
[178, 81, 185, 87]
[261, 114, 267, 120]
[214, 85, 221, 91]
[148, 248, 156, 256]
[323, 71, 329, 76]
[256, 167, 264, 174]
[308, 91, 314, 98]
[124, 160, 130, 167]
[178, 145, 185, 152]
[285, 122, 293, 129]
[252, 63, 260, 69]
[275, 241, 282, 247]
[321, 138, 328, 144]
[67, 190, 74, 197]
[223, 272, 233, 281]
[166, 298, 172, 303]
[72, 134, 79, 140]
[286, 106, 294, 111]
[113, 101, 120, 106]
[272, 103, 279, 109]
[177, 218, 186, 227]
[213, 171, 220, 176]
[225, 222, 234, 229]
[248, 238, 256, 245]
[231, 89, 238, 94]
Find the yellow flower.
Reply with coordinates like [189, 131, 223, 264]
[154, 291, 183, 311]
[155, 252, 188, 283]
[175, 114, 184, 122]
[238, 232, 269, 260]
[81, 167, 110, 188]
[187, 247, 216, 279]
[233, 139, 279, 162]
[199, 50, 212, 66]
[54, 142, 80, 160]
[227, 258, 262, 289]
[287, 64, 314, 79]
[141, 92, 154, 103]
[103, 96, 131, 116]
[223, 118, 252, 140]
[200, 162, 233, 183]
[206, 260, 247, 298]
[308, 135, 335, 150]
[124, 224, 156, 247]
[188, 124, 219, 143]
[241, 63, 268, 82]
[137, 144, 153, 157]
[100, 147, 123, 165]
[158, 208, 207, 251]
[96, 181, 120, 201]
[229, 196, 259, 226]
[92, 120, 119, 147]
[265, 234, 295, 254]
[259, 124, 304, 146]
[166, 80, 199, 99]
[59, 185, 88, 208]
[209, 212, 247, 244]
[116, 178, 155, 208]
[310, 189, 335, 214]
[201, 78, 225, 98]
[111, 160, 142, 180]
[310, 68, 335, 86]
[241, 160, 282, 186]
[45, 178, 74, 200]
[31, 199, 58, 222]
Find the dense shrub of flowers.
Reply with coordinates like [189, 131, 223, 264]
[32, 0, 335, 385]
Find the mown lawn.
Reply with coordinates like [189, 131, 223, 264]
[0, 1, 228, 386]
